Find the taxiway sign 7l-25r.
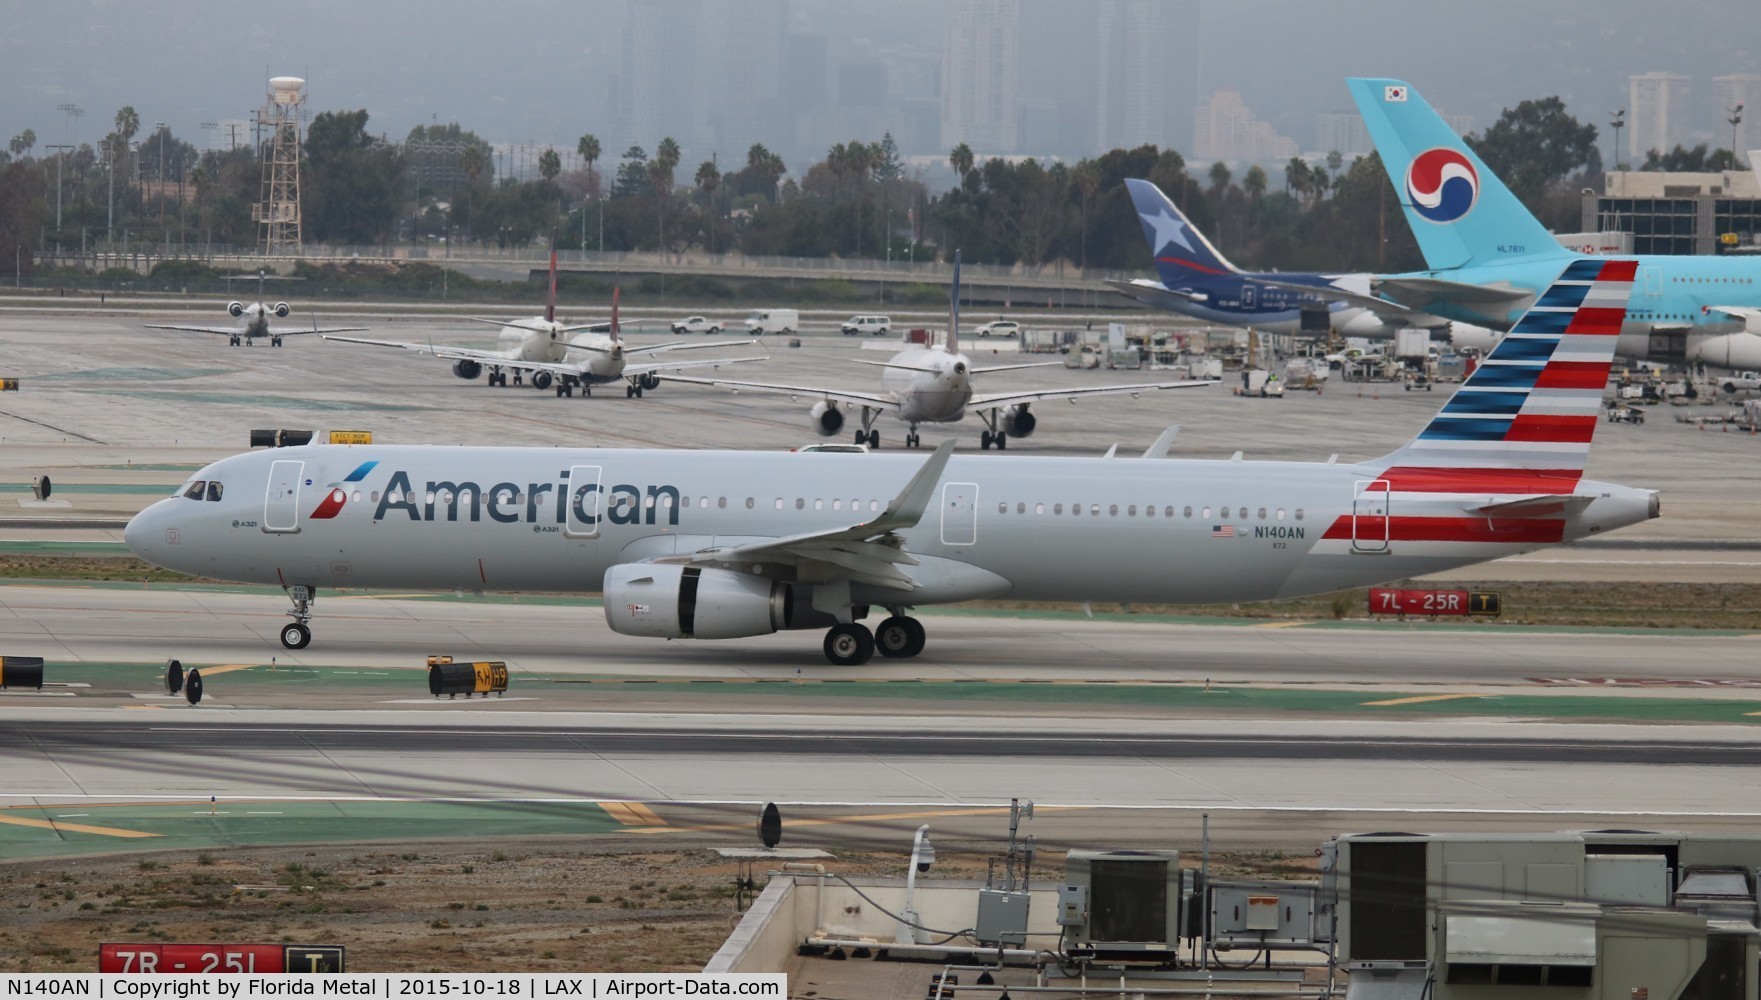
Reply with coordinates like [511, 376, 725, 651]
[126, 259, 1658, 665]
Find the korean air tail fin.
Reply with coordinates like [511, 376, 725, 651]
[1347, 78, 1569, 272]
[1123, 178, 1240, 286]
[1375, 258, 1636, 484]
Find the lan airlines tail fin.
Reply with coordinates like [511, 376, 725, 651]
[1346, 78, 1569, 272]
[1123, 178, 1242, 284]
[1374, 258, 1637, 485]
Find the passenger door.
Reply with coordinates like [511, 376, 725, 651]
[263, 460, 304, 534]
[940, 482, 978, 546]
[565, 464, 603, 538]
[1351, 478, 1390, 554]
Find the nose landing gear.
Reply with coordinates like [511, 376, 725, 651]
[280, 585, 316, 649]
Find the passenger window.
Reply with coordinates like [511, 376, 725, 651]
[774, 498, 783, 510]
[719, 497, 727, 508]
[1202, 507, 1211, 519]
[997, 502, 1006, 514]
[1295, 508, 1304, 520]
[1145, 505, 1154, 517]
[813, 499, 822, 511]
[1276, 508, 1286, 521]
[1017, 503, 1026, 514]
[1184, 506, 1192, 518]
[1128, 505, 1137, 517]
[1054, 504, 1063, 515]
[1165, 506, 1174, 518]
[425, 491, 437, 504]
[1072, 504, 1081, 516]
[796, 498, 805, 510]
[1258, 507, 1267, 520]
[371, 491, 380, 502]
[1221, 506, 1231, 519]
[835, 499, 844, 511]
[183, 481, 207, 500]
[350, 490, 361, 503]
[870, 500, 880, 512]
[1035, 503, 1045, 515]
[1093, 504, 1102, 516]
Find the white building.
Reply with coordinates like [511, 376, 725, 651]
[1711, 74, 1759, 162]
[1629, 71, 1689, 162]
[1192, 89, 1296, 164]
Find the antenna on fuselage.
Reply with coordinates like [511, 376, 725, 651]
[947, 249, 961, 355]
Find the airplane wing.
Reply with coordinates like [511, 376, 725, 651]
[624, 338, 759, 357]
[969, 379, 1214, 412]
[143, 324, 245, 336]
[1705, 305, 1761, 330]
[625, 355, 768, 378]
[660, 440, 955, 591]
[662, 373, 901, 413]
[322, 334, 512, 365]
[1372, 276, 1531, 310]
[266, 324, 368, 336]
[969, 360, 1069, 374]
[1102, 278, 1210, 306]
[465, 317, 609, 335]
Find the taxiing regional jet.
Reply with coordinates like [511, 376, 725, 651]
[126, 258, 1657, 665]
[144, 271, 366, 346]
[669, 252, 1209, 450]
[325, 254, 763, 398]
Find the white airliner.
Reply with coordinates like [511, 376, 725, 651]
[126, 258, 1656, 665]
[325, 255, 763, 398]
[144, 271, 366, 347]
[670, 252, 1209, 449]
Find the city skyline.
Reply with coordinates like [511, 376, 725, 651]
[5, 0, 1757, 185]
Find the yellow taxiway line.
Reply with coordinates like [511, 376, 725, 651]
[1362, 693, 1484, 707]
[0, 815, 160, 838]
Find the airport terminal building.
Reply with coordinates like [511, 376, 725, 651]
[1584, 168, 1761, 255]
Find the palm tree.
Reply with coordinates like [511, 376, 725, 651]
[695, 159, 720, 253]
[847, 141, 876, 255]
[1071, 161, 1099, 271]
[949, 142, 974, 190]
[538, 148, 561, 183]
[577, 133, 601, 195]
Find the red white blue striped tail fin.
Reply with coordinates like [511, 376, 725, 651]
[1371, 258, 1636, 492]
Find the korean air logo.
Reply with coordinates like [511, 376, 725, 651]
[1405, 148, 1478, 224]
[307, 460, 378, 520]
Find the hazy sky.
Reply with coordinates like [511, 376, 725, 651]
[6, 0, 1756, 175]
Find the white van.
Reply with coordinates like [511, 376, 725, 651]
[840, 315, 892, 336]
[745, 309, 799, 336]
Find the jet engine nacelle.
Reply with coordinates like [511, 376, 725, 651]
[452, 359, 483, 380]
[1447, 322, 1500, 353]
[810, 400, 844, 436]
[602, 564, 837, 640]
[227, 301, 245, 317]
[1001, 405, 1036, 438]
[1688, 333, 1761, 371]
[273, 302, 291, 318]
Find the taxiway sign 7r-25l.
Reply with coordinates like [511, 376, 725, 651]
[126, 259, 1659, 665]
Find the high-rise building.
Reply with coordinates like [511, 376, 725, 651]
[1314, 113, 1370, 157]
[619, 0, 707, 158]
[1711, 74, 1760, 162]
[940, 0, 1020, 155]
[1192, 88, 1297, 164]
[709, 0, 788, 160]
[1628, 72, 1689, 162]
[1094, 0, 1189, 154]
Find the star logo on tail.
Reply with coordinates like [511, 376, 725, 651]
[1143, 207, 1194, 256]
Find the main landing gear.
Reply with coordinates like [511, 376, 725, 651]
[821, 612, 926, 665]
[280, 585, 315, 649]
[852, 429, 880, 448]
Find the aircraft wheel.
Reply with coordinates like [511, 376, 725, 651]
[627, 385, 636, 398]
[995, 432, 1007, 450]
[980, 430, 993, 450]
[634, 385, 644, 398]
[823, 623, 875, 666]
[279, 622, 312, 650]
[272, 336, 283, 347]
[875, 616, 925, 659]
[866, 430, 879, 449]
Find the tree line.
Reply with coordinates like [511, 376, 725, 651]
[2, 95, 1745, 281]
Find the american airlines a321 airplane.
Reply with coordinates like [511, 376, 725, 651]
[670, 251, 1209, 450]
[126, 259, 1657, 665]
[144, 271, 367, 347]
[325, 255, 763, 398]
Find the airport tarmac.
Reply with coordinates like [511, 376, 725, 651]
[1, 312, 1758, 580]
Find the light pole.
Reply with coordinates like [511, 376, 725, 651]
[1729, 104, 1746, 169]
[1609, 109, 1625, 172]
[898, 825, 934, 945]
[154, 122, 167, 234]
[104, 136, 115, 245]
[47, 144, 73, 240]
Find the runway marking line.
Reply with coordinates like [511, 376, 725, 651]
[1252, 621, 1313, 628]
[631, 804, 1070, 836]
[598, 801, 666, 827]
[193, 663, 259, 678]
[0, 814, 159, 838]
[1362, 693, 1484, 707]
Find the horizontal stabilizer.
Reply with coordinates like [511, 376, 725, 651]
[1466, 495, 1594, 518]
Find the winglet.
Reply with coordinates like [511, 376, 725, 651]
[1141, 424, 1181, 459]
[545, 250, 558, 324]
[864, 439, 956, 535]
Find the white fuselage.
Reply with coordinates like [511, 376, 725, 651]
[125, 444, 1656, 610]
[879, 347, 973, 425]
[495, 320, 573, 365]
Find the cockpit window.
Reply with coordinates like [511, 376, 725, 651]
[183, 481, 207, 500]
[206, 482, 224, 502]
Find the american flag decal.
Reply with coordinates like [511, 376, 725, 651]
[1211, 524, 1235, 538]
